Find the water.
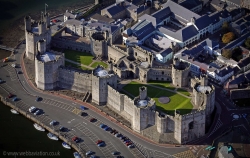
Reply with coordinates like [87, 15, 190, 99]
[0, 101, 74, 158]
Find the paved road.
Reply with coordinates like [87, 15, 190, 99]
[0, 43, 191, 157]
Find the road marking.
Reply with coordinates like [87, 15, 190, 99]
[68, 119, 75, 123]
[83, 122, 87, 125]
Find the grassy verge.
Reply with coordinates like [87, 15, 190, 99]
[65, 61, 91, 70]
[147, 80, 175, 91]
[177, 88, 191, 96]
[64, 49, 93, 66]
[90, 61, 108, 68]
[122, 81, 193, 115]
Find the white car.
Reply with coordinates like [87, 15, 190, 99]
[34, 109, 41, 115]
[29, 106, 37, 113]
[11, 63, 16, 68]
[86, 151, 93, 156]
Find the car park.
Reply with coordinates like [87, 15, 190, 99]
[50, 120, 57, 126]
[29, 106, 37, 113]
[85, 151, 94, 156]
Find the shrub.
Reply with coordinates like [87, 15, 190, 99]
[222, 32, 235, 44]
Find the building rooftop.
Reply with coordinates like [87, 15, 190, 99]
[90, 13, 115, 24]
[197, 85, 212, 93]
[137, 100, 148, 108]
[94, 67, 110, 77]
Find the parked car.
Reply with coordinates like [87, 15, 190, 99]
[35, 97, 42, 102]
[115, 156, 124, 158]
[0, 78, 4, 83]
[90, 155, 97, 158]
[60, 127, 67, 132]
[11, 63, 16, 68]
[50, 120, 57, 126]
[103, 126, 110, 131]
[29, 106, 37, 113]
[99, 124, 106, 128]
[126, 142, 132, 146]
[96, 140, 103, 145]
[128, 144, 134, 148]
[8, 93, 14, 98]
[80, 105, 86, 110]
[115, 133, 121, 137]
[17, 71, 22, 74]
[81, 112, 88, 116]
[112, 151, 119, 155]
[34, 109, 41, 115]
[90, 118, 96, 122]
[86, 151, 94, 156]
[12, 97, 18, 102]
[72, 136, 81, 143]
[98, 142, 105, 147]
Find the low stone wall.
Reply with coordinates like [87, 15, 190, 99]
[0, 95, 85, 158]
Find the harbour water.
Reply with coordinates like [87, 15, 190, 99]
[0, 101, 74, 158]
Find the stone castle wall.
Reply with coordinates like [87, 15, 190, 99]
[52, 37, 91, 53]
[91, 37, 108, 58]
[108, 45, 126, 63]
[172, 65, 190, 87]
[147, 68, 172, 82]
[230, 88, 250, 100]
[58, 68, 92, 93]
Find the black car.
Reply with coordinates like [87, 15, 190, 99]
[81, 112, 88, 116]
[60, 127, 67, 132]
[17, 71, 22, 74]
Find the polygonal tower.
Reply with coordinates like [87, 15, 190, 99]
[172, 57, 190, 87]
[35, 40, 64, 90]
[91, 65, 117, 105]
[90, 32, 108, 59]
[132, 86, 156, 132]
[24, 13, 51, 60]
[192, 75, 215, 127]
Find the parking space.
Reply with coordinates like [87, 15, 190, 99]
[15, 100, 30, 111]
[4, 64, 18, 81]
[41, 98, 75, 113]
[0, 83, 16, 94]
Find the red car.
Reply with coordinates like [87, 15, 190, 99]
[126, 142, 132, 146]
[8, 93, 14, 98]
[96, 140, 103, 145]
[90, 118, 96, 122]
[72, 136, 81, 143]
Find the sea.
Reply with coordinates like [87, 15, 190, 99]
[0, 101, 74, 158]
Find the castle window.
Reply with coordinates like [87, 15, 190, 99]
[135, 52, 137, 56]
[162, 71, 164, 75]
[189, 121, 194, 130]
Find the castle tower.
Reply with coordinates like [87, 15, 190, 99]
[37, 39, 46, 54]
[108, 61, 113, 73]
[200, 75, 208, 86]
[43, 12, 50, 28]
[91, 66, 117, 105]
[90, 32, 108, 59]
[172, 58, 190, 87]
[38, 21, 46, 35]
[24, 16, 31, 32]
[132, 86, 156, 132]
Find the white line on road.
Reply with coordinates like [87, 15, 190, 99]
[83, 122, 87, 125]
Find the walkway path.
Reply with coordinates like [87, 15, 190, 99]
[120, 79, 191, 99]
[65, 58, 93, 70]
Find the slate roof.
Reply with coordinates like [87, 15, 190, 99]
[216, 66, 233, 77]
[237, 55, 250, 68]
[223, 32, 250, 50]
[152, 7, 172, 23]
[162, 0, 200, 23]
[211, 0, 226, 9]
[179, 0, 202, 10]
[209, 10, 231, 24]
[106, 3, 126, 16]
[139, 14, 158, 27]
[64, 19, 83, 26]
[90, 13, 115, 24]
[245, 69, 250, 81]
[194, 15, 212, 30]
[64, 12, 77, 19]
[229, 74, 245, 85]
[158, 25, 198, 42]
[131, 20, 155, 40]
[160, 48, 172, 57]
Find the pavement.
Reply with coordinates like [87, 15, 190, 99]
[0, 43, 194, 158]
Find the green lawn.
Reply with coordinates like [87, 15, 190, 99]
[122, 81, 193, 115]
[177, 88, 191, 96]
[147, 80, 175, 90]
[65, 61, 91, 70]
[90, 61, 108, 68]
[64, 49, 93, 66]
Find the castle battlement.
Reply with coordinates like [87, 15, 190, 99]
[181, 110, 205, 120]
[108, 85, 125, 96]
[134, 45, 152, 55]
[110, 45, 127, 54]
[59, 67, 92, 76]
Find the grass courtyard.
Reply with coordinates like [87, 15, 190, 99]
[65, 61, 90, 70]
[122, 81, 193, 115]
[147, 80, 175, 90]
[177, 88, 191, 96]
[63, 49, 108, 69]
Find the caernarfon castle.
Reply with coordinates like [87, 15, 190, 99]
[24, 9, 215, 144]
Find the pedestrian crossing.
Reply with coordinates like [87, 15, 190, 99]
[208, 119, 223, 137]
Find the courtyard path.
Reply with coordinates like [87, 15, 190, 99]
[65, 58, 94, 70]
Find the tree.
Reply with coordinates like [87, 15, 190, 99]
[222, 49, 232, 59]
[244, 38, 250, 49]
[222, 32, 235, 44]
[232, 47, 243, 61]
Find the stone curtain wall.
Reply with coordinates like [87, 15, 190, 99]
[58, 68, 92, 93]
